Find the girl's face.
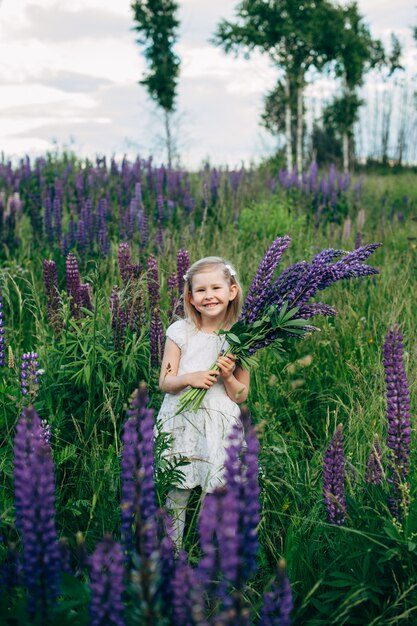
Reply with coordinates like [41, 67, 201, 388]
[189, 267, 237, 325]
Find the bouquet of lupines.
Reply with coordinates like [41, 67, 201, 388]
[176, 235, 381, 414]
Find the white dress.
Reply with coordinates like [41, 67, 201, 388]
[156, 318, 244, 493]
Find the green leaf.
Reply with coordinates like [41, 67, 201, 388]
[225, 332, 241, 344]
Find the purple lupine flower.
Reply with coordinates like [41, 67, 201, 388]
[157, 519, 176, 618]
[53, 194, 62, 244]
[323, 424, 346, 525]
[149, 309, 164, 368]
[155, 221, 164, 250]
[20, 352, 40, 398]
[120, 384, 157, 559]
[43, 194, 54, 245]
[43, 260, 61, 331]
[40, 419, 51, 445]
[66, 252, 82, 318]
[139, 210, 149, 249]
[259, 560, 293, 626]
[167, 272, 178, 321]
[172, 550, 204, 626]
[197, 412, 260, 622]
[118, 242, 131, 286]
[354, 232, 363, 249]
[89, 535, 125, 626]
[13, 406, 60, 617]
[365, 435, 383, 486]
[147, 255, 160, 310]
[79, 283, 93, 311]
[383, 326, 411, 518]
[0, 290, 5, 367]
[76, 217, 87, 251]
[240, 236, 291, 323]
[177, 248, 190, 293]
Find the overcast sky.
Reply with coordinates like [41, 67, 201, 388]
[0, 0, 415, 168]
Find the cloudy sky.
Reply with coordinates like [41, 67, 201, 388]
[0, 0, 415, 167]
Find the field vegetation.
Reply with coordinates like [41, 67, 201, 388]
[0, 154, 416, 624]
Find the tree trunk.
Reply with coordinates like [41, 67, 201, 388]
[381, 88, 392, 166]
[284, 73, 293, 172]
[296, 71, 304, 174]
[342, 133, 349, 172]
[164, 109, 172, 169]
[342, 71, 349, 172]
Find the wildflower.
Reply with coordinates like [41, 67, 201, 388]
[259, 560, 293, 626]
[323, 424, 346, 525]
[197, 410, 260, 620]
[241, 235, 291, 324]
[118, 242, 132, 286]
[8, 345, 14, 369]
[66, 252, 82, 318]
[383, 326, 411, 518]
[13, 406, 60, 617]
[121, 384, 157, 559]
[89, 534, 125, 626]
[43, 260, 61, 330]
[110, 288, 127, 351]
[150, 309, 164, 368]
[146, 254, 160, 310]
[20, 352, 40, 398]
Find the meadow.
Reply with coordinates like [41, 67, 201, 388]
[0, 154, 416, 624]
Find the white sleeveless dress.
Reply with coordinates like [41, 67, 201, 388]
[156, 318, 244, 493]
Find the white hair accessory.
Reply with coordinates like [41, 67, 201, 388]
[224, 263, 236, 276]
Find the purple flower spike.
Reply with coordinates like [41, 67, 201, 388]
[365, 435, 383, 486]
[43, 260, 61, 331]
[121, 384, 157, 560]
[79, 283, 94, 311]
[20, 352, 40, 398]
[89, 534, 125, 626]
[118, 242, 131, 286]
[172, 551, 204, 626]
[323, 424, 346, 525]
[150, 309, 164, 367]
[66, 252, 82, 318]
[241, 236, 291, 324]
[259, 560, 293, 626]
[13, 406, 60, 617]
[147, 254, 160, 311]
[0, 290, 5, 367]
[383, 326, 411, 518]
[176, 248, 190, 292]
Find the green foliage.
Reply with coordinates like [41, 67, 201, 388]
[131, 0, 180, 112]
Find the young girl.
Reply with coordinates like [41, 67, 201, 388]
[157, 256, 250, 548]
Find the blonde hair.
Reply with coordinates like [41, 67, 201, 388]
[183, 256, 243, 330]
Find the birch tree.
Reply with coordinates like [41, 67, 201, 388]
[213, 0, 340, 173]
[131, 0, 180, 168]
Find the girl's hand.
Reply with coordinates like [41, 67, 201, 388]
[187, 370, 219, 389]
[216, 353, 236, 381]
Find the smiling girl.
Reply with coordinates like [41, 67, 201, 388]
[156, 256, 250, 548]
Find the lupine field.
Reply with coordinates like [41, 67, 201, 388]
[0, 153, 416, 625]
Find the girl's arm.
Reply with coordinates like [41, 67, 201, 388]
[159, 339, 219, 393]
[217, 354, 250, 403]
